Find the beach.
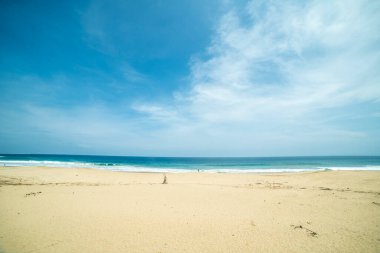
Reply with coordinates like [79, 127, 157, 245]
[0, 166, 379, 253]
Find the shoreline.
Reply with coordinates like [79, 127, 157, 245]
[1, 166, 380, 252]
[2, 155, 380, 174]
[1, 164, 380, 174]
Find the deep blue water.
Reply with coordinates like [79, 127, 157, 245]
[1, 154, 380, 172]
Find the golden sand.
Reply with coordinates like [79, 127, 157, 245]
[0, 166, 379, 252]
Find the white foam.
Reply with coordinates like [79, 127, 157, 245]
[1, 160, 380, 173]
[200, 168, 323, 173]
[0, 160, 94, 168]
[317, 166, 380, 171]
[96, 167, 330, 173]
[109, 166, 195, 173]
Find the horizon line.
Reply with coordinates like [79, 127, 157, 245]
[1, 153, 380, 159]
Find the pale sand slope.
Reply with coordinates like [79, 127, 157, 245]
[0, 167, 379, 253]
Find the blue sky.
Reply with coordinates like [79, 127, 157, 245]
[0, 0, 379, 156]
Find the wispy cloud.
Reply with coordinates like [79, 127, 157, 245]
[1, 0, 379, 156]
[131, 0, 380, 155]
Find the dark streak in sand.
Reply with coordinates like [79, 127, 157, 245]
[25, 192, 42, 197]
[291, 225, 318, 237]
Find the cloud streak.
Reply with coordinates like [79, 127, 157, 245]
[1, 0, 379, 156]
[131, 0, 380, 155]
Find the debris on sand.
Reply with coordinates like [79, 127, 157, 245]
[291, 224, 318, 237]
[25, 191, 42, 197]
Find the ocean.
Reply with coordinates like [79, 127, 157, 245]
[1, 154, 380, 173]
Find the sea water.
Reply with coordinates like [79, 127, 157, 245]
[1, 154, 380, 173]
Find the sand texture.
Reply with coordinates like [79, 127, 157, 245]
[0, 166, 380, 252]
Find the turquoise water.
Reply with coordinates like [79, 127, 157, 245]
[1, 154, 380, 172]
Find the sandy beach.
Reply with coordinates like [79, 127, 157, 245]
[0, 166, 379, 253]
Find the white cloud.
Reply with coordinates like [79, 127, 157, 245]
[137, 0, 380, 120]
[2, 0, 379, 156]
[131, 0, 380, 155]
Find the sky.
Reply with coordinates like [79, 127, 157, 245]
[0, 0, 379, 156]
